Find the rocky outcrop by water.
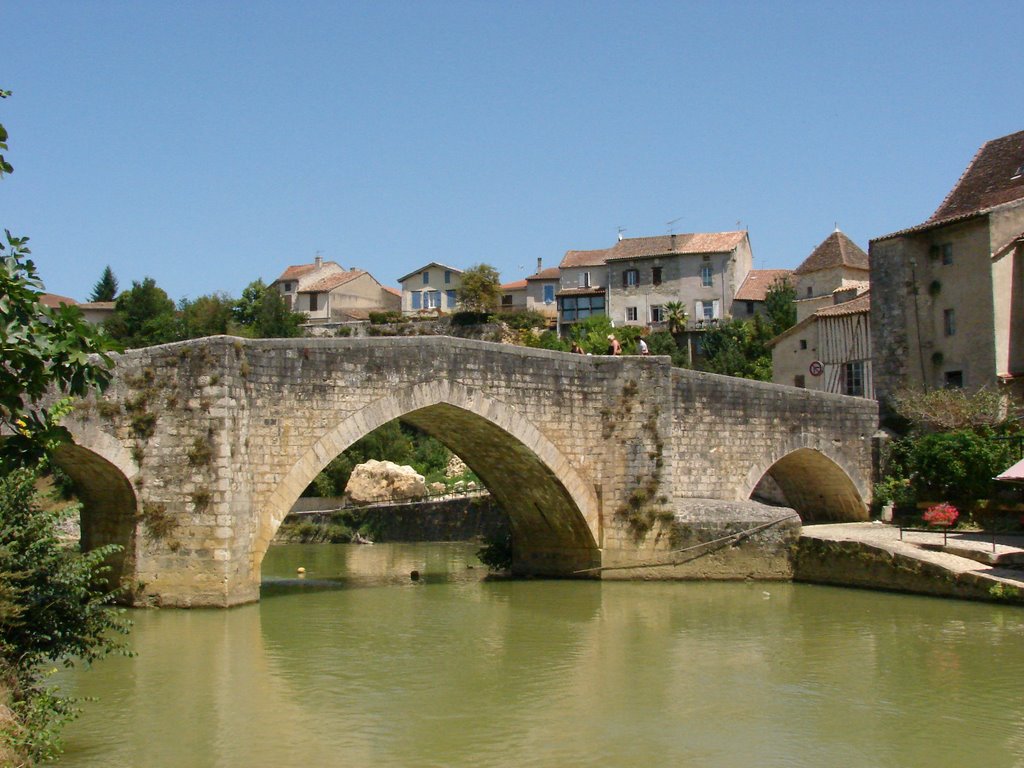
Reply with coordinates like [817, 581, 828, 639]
[344, 460, 428, 504]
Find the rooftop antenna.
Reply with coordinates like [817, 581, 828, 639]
[617, 226, 626, 241]
[666, 217, 683, 235]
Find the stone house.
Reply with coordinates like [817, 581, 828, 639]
[769, 289, 872, 397]
[731, 268, 793, 319]
[398, 262, 463, 315]
[273, 256, 399, 324]
[555, 231, 753, 333]
[524, 264, 560, 326]
[556, 247, 609, 333]
[792, 229, 870, 323]
[606, 232, 753, 328]
[870, 129, 1024, 400]
[499, 279, 528, 312]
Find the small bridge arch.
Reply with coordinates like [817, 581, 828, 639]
[746, 444, 869, 523]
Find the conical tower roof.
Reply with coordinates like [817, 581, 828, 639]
[793, 229, 868, 275]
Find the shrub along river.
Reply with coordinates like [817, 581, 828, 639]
[55, 542, 1024, 767]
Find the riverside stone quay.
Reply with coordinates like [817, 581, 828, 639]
[56, 335, 878, 606]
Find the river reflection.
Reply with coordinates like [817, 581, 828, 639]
[56, 543, 1024, 768]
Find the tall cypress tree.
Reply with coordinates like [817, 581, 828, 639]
[89, 265, 119, 301]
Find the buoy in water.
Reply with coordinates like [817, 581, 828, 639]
[410, 570, 420, 581]
[296, 567, 306, 575]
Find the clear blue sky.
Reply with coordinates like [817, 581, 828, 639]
[4, 1, 1023, 303]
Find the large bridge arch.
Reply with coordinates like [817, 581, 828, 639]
[744, 442, 869, 523]
[256, 379, 602, 576]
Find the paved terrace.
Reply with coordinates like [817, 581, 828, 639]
[799, 523, 1024, 604]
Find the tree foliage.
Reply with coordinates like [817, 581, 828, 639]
[88, 265, 119, 302]
[104, 277, 178, 348]
[456, 264, 502, 314]
[178, 292, 235, 339]
[1, 243, 113, 470]
[891, 386, 1018, 433]
[698, 315, 774, 381]
[874, 388, 1022, 515]
[232, 279, 304, 338]
[763, 276, 796, 335]
[663, 301, 688, 335]
[1, 89, 129, 763]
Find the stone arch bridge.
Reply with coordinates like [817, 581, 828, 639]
[57, 336, 879, 607]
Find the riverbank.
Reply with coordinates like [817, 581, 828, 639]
[796, 523, 1024, 604]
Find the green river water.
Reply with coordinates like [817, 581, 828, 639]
[54, 542, 1024, 768]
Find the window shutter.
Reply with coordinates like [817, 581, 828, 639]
[412, 292, 421, 309]
[712, 299, 720, 318]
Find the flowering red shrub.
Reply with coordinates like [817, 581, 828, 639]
[923, 502, 959, 527]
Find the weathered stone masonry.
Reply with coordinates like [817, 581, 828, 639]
[59, 335, 878, 606]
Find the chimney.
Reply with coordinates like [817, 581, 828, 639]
[536, 257, 543, 273]
[314, 255, 323, 269]
[670, 233, 676, 250]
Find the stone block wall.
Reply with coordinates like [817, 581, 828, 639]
[64, 335, 878, 606]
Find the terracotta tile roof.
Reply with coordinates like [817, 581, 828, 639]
[526, 267, 561, 281]
[560, 248, 611, 268]
[734, 269, 793, 301]
[299, 270, 365, 293]
[793, 230, 869, 275]
[604, 232, 748, 261]
[274, 262, 339, 283]
[556, 286, 605, 297]
[39, 293, 78, 308]
[501, 279, 528, 290]
[874, 130, 1024, 242]
[383, 286, 401, 297]
[930, 129, 1024, 222]
[560, 231, 747, 268]
[396, 262, 463, 283]
[78, 301, 115, 310]
[814, 291, 870, 317]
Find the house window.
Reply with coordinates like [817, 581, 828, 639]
[799, 339, 808, 350]
[806, 285, 813, 297]
[309, 293, 318, 312]
[444, 270, 452, 284]
[558, 294, 605, 322]
[543, 284, 555, 303]
[423, 292, 441, 309]
[843, 361, 865, 397]
[941, 243, 953, 265]
[746, 300, 755, 315]
[652, 267, 663, 286]
[581, 272, 591, 288]
[944, 308, 956, 336]
[650, 305, 664, 323]
[696, 300, 718, 320]
[623, 269, 639, 287]
[794, 375, 806, 388]
[284, 282, 293, 292]
[945, 370, 964, 388]
[423, 271, 430, 285]
[626, 307, 638, 322]
[700, 265, 713, 287]
[412, 292, 422, 310]
[501, 294, 513, 307]
[446, 290, 456, 308]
